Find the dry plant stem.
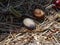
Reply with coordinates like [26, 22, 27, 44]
[9, 6, 22, 17]
[0, 22, 21, 27]
[40, 20, 55, 30]
[4, 33, 13, 45]
[40, 12, 60, 30]
[52, 36, 59, 43]
[0, 2, 5, 7]
[14, 0, 25, 8]
[5, 33, 32, 45]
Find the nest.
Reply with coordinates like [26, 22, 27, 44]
[0, 0, 60, 45]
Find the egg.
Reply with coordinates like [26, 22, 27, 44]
[33, 8, 45, 18]
[23, 18, 36, 30]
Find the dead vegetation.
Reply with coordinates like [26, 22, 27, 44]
[0, 0, 60, 45]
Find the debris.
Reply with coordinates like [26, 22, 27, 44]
[53, 0, 60, 9]
[45, 4, 55, 9]
[9, 6, 22, 17]
[0, 0, 60, 45]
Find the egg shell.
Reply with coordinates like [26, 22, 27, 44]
[33, 9, 45, 18]
[23, 18, 36, 30]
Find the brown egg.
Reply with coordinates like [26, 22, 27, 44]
[33, 9, 45, 18]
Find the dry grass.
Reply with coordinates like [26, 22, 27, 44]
[0, 0, 60, 45]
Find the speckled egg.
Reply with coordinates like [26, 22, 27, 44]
[23, 18, 36, 30]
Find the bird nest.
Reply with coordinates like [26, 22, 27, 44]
[0, 0, 60, 45]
